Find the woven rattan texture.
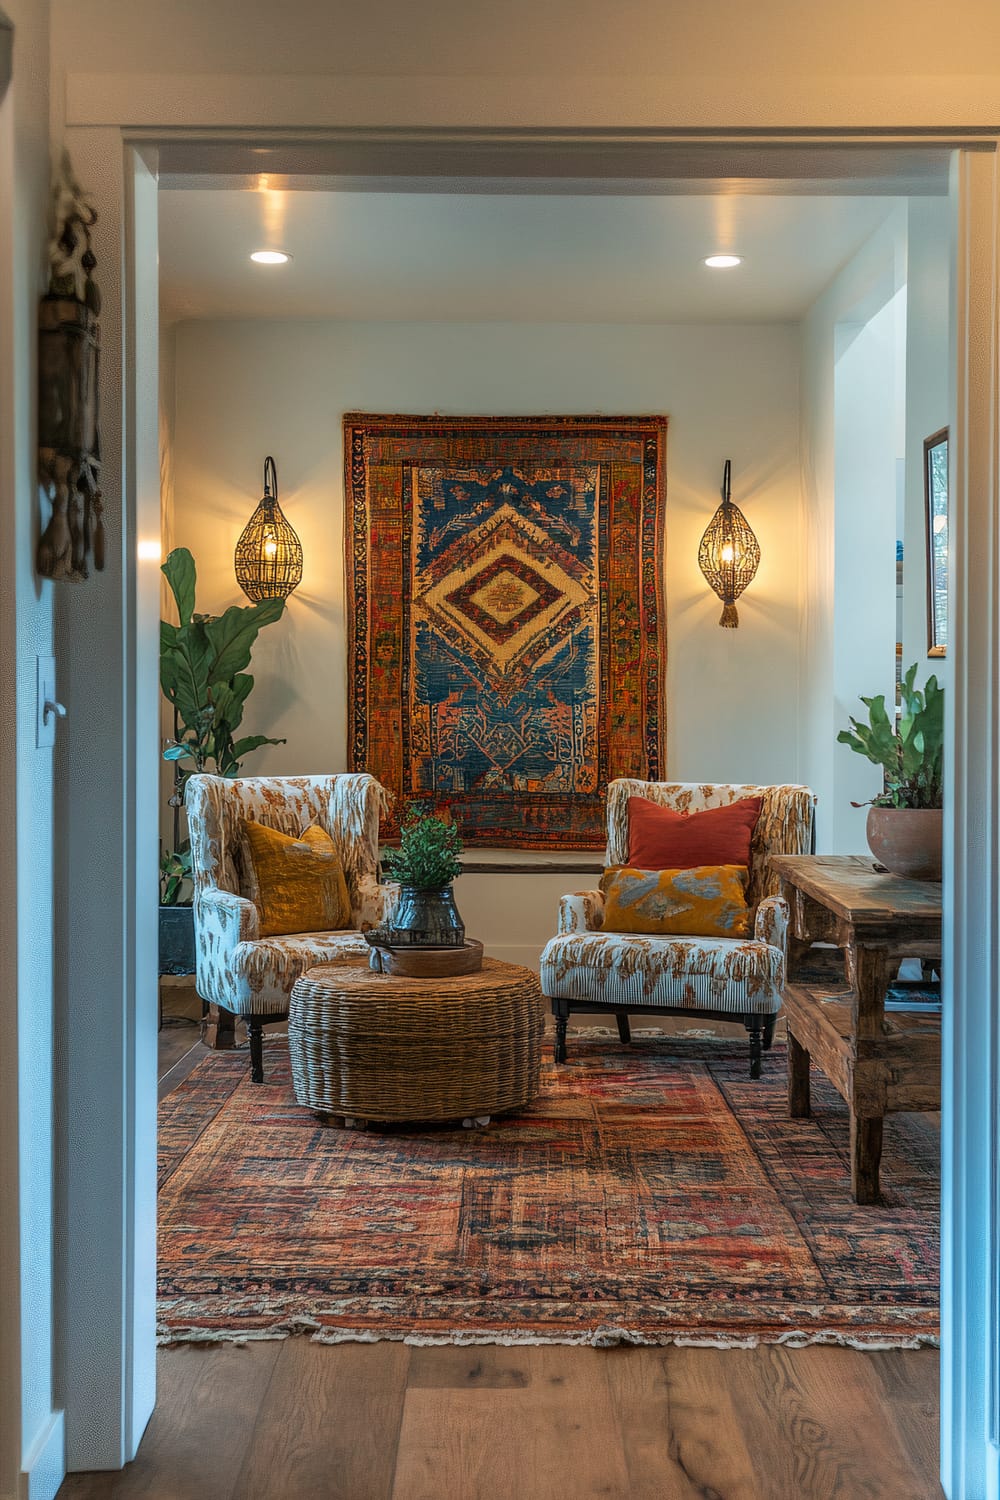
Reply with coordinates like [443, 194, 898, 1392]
[288, 957, 544, 1122]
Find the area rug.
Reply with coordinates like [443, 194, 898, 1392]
[343, 413, 667, 846]
[157, 1038, 938, 1349]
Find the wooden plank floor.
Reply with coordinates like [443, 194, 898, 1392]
[134, 983, 942, 1499]
[57, 1341, 942, 1499]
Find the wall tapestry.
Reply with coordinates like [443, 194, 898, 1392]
[344, 413, 667, 848]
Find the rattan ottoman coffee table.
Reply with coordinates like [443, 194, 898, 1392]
[288, 956, 545, 1125]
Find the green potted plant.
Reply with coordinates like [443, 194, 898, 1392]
[158, 546, 287, 974]
[380, 806, 465, 946]
[837, 663, 944, 879]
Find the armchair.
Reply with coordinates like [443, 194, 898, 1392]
[185, 772, 395, 1082]
[539, 780, 816, 1077]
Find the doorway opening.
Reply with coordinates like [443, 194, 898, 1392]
[154, 142, 948, 1359]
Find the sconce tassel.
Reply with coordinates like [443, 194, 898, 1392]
[719, 602, 739, 628]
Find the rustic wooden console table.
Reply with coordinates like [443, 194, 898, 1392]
[770, 854, 942, 1204]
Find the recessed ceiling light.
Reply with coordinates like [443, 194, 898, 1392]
[250, 249, 291, 265]
[703, 254, 743, 269]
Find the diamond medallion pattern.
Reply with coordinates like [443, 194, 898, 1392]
[419, 505, 590, 680]
[345, 415, 667, 847]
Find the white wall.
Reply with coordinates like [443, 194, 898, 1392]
[0, 3, 65, 1499]
[172, 318, 803, 782]
[168, 317, 802, 957]
[799, 201, 950, 851]
[831, 291, 902, 851]
[901, 196, 952, 675]
[799, 210, 907, 851]
[47, 0, 1000, 118]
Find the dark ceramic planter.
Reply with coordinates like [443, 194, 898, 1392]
[158, 904, 196, 976]
[388, 885, 466, 947]
[866, 807, 943, 881]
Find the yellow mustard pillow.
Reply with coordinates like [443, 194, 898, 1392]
[239, 821, 352, 938]
[600, 864, 750, 938]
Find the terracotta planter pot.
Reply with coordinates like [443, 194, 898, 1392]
[866, 807, 943, 881]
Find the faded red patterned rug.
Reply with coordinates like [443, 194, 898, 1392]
[157, 1039, 938, 1348]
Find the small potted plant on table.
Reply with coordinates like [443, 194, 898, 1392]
[837, 663, 944, 880]
[380, 806, 466, 946]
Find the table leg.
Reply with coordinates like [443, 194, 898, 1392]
[849, 943, 892, 1039]
[787, 1029, 811, 1117]
[850, 1113, 884, 1203]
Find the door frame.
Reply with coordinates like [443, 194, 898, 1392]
[49, 123, 998, 1498]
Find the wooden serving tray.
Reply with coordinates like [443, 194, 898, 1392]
[367, 939, 484, 978]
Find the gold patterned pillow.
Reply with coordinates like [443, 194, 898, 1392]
[238, 820, 352, 937]
[600, 864, 750, 938]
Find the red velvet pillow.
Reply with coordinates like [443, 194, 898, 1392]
[626, 795, 762, 870]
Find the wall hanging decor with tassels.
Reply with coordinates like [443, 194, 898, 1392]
[37, 151, 105, 582]
[698, 458, 761, 627]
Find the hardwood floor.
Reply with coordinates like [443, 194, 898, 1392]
[57, 1341, 942, 1499]
[125, 983, 942, 1500]
[156, 978, 205, 1083]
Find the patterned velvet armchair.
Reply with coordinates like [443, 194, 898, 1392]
[539, 781, 816, 1077]
[185, 773, 395, 1082]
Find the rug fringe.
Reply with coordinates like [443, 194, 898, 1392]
[566, 1026, 722, 1039]
[156, 1322, 939, 1353]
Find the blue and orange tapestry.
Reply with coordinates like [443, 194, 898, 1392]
[345, 414, 667, 847]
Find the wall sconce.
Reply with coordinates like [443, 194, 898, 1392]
[234, 455, 303, 602]
[698, 459, 760, 627]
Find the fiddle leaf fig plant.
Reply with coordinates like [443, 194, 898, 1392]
[837, 664, 944, 809]
[381, 806, 464, 889]
[159, 845, 193, 906]
[160, 546, 286, 782]
[159, 547, 288, 905]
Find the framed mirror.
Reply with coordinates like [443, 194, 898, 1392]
[924, 427, 948, 658]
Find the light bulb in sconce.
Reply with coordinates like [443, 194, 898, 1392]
[721, 543, 735, 564]
[234, 456, 304, 601]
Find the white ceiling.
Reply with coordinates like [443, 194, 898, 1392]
[158, 187, 905, 325]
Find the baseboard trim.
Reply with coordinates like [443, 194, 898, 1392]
[483, 945, 543, 969]
[19, 1410, 65, 1500]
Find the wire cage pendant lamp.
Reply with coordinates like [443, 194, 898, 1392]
[234, 455, 303, 602]
[697, 459, 761, 627]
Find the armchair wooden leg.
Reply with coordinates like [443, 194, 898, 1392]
[202, 1003, 236, 1050]
[746, 1017, 764, 1079]
[615, 1010, 632, 1045]
[248, 1017, 265, 1084]
[553, 1002, 569, 1064]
